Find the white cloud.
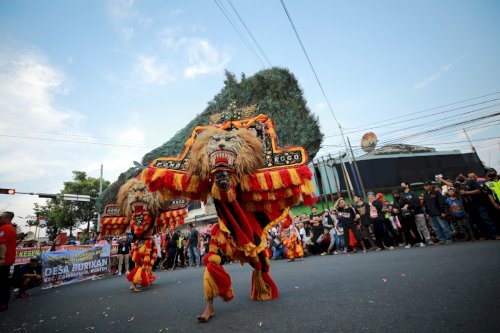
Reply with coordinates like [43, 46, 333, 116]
[159, 30, 230, 80]
[105, 0, 151, 41]
[414, 52, 469, 90]
[184, 38, 231, 78]
[0, 48, 85, 183]
[134, 55, 173, 85]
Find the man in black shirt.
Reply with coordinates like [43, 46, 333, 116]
[16, 258, 42, 298]
[353, 194, 376, 250]
[187, 223, 201, 267]
[464, 173, 498, 240]
[368, 192, 395, 250]
[117, 236, 131, 275]
[165, 231, 179, 270]
[334, 197, 362, 253]
[423, 181, 452, 244]
[398, 183, 425, 247]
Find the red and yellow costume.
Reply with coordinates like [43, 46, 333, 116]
[142, 114, 316, 302]
[281, 219, 304, 260]
[99, 181, 188, 289]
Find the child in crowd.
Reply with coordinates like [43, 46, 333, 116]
[445, 187, 474, 241]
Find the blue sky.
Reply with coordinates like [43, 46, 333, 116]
[1, 0, 499, 230]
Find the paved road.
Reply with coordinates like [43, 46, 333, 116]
[1, 241, 499, 333]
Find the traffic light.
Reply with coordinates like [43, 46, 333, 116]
[0, 188, 16, 195]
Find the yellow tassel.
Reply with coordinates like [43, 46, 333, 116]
[243, 202, 256, 212]
[251, 270, 271, 301]
[288, 168, 301, 185]
[211, 185, 221, 200]
[186, 176, 199, 193]
[151, 169, 166, 183]
[300, 180, 315, 195]
[240, 176, 250, 191]
[256, 173, 268, 191]
[133, 267, 143, 285]
[173, 173, 184, 191]
[226, 189, 236, 202]
[203, 269, 219, 300]
[209, 244, 219, 254]
[208, 255, 222, 265]
[253, 192, 263, 202]
[270, 171, 284, 190]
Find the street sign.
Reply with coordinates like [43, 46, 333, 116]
[63, 194, 91, 202]
[38, 193, 58, 199]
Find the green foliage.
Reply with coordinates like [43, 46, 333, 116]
[33, 171, 110, 238]
[102, 67, 323, 207]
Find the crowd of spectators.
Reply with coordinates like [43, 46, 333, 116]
[268, 168, 500, 259]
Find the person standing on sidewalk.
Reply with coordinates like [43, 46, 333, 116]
[353, 194, 376, 250]
[165, 230, 179, 270]
[0, 212, 17, 311]
[400, 182, 429, 246]
[117, 235, 131, 275]
[187, 223, 200, 267]
[367, 192, 395, 251]
[423, 181, 453, 244]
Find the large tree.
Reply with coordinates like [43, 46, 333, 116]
[100, 67, 323, 207]
[33, 171, 110, 239]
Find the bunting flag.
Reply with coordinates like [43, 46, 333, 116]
[99, 204, 128, 236]
[156, 208, 188, 231]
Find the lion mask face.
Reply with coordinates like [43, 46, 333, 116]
[117, 178, 165, 217]
[187, 128, 264, 181]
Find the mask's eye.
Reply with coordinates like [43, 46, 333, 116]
[213, 136, 221, 142]
[225, 136, 233, 142]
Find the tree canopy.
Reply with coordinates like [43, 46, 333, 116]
[33, 171, 110, 240]
[101, 67, 323, 207]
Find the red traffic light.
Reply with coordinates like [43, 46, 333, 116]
[0, 188, 16, 195]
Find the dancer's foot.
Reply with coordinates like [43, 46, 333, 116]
[130, 285, 142, 292]
[197, 302, 215, 322]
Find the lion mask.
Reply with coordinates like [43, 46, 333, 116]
[117, 178, 166, 218]
[187, 128, 264, 182]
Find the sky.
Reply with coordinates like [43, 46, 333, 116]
[1, 0, 499, 233]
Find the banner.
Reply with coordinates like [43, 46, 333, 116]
[15, 243, 120, 266]
[41, 245, 111, 289]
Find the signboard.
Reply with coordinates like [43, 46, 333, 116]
[15, 243, 119, 266]
[41, 244, 111, 289]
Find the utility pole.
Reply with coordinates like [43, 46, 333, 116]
[347, 137, 367, 199]
[339, 151, 354, 205]
[327, 153, 341, 198]
[321, 156, 336, 206]
[463, 128, 482, 165]
[97, 164, 103, 233]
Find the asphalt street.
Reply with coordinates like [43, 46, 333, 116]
[1, 241, 499, 333]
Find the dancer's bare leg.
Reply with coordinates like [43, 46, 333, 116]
[197, 298, 215, 322]
[129, 283, 142, 292]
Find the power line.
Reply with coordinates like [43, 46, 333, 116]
[342, 91, 500, 130]
[280, 0, 340, 128]
[226, 0, 272, 67]
[323, 98, 500, 138]
[0, 134, 155, 148]
[346, 116, 500, 155]
[214, 0, 266, 67]
[319, 115, 500, 157]
[3, 128, 164, 146]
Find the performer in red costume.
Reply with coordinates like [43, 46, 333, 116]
[142, 114, 317, 321]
